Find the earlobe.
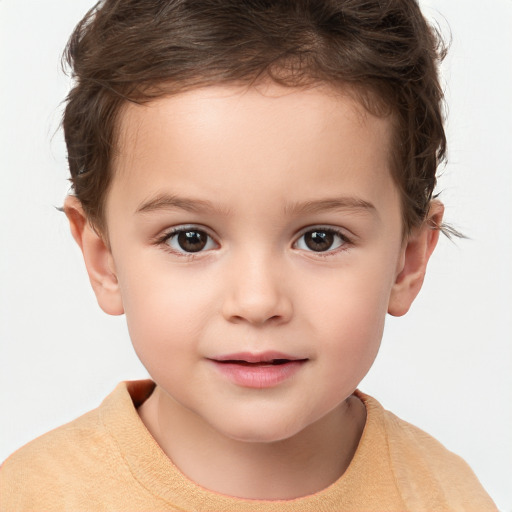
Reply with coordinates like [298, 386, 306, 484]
[388, 201, 444, 317]
[63, 196, 124, 316]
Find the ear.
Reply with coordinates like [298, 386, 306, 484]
[63, 196, 124, 316]
[388, 201, 444, 317]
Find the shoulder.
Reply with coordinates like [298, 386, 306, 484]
[0, 381, 155, 511]
[1, 403, 112, 467]
[0, 403, 115, 510]
[357, 391, 497, 511]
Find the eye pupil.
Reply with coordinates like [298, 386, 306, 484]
[177, 230, 207, 252]
[304, 230, 334, 252]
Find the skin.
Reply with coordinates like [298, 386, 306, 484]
[65, 82, 442, 500]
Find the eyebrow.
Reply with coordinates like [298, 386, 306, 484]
[283, 197, 377, 217]
[136, 194, 230, 215]
[136, 193, 377, 218]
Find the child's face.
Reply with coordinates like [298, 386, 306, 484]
[97, 83, 411, 442]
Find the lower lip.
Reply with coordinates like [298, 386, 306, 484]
[209, 360, 306, 389]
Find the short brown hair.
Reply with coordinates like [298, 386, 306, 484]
[63, 0, 447, 235]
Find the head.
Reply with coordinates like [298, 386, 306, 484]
[63, 0, 447, 443]
[63, 0, 447, 238]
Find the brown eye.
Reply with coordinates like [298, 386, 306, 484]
[304, 231, 333, 252]
[165, 228, 216, 254]
[177, 230, 207, 252]
[296, 228, 347, 253]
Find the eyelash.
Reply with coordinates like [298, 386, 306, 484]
[294, 226, 352, 257]
[155, 225, 218, 259]
[155, 225, 353, 258]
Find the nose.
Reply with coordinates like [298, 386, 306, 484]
[221, 252, 293, 326]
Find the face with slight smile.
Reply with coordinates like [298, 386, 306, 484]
[101, 83, 407, 443]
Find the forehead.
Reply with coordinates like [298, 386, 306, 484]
[108, 83, 398, 220]
[117, 82, 389, 150]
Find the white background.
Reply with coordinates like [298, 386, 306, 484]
[1, 1, 511, 509]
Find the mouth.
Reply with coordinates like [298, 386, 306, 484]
[207, 352, 308, 388]
[220, 359, 296, 367]
[210, 351, 307, 365]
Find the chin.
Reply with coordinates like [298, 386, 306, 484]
[212, 416, 306, 444]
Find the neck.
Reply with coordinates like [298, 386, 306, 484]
[138, 386, 366, 500]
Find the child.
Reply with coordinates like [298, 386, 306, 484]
[0, 0, 498, 509]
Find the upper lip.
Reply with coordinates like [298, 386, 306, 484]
[209, 351, 307, 364]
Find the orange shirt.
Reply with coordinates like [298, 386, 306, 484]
[1, 380, 497, 511]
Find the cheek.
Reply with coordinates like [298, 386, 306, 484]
[116, 258, 217, 363]
[318, 299, 385, 368]
[303, 258, 395, 376]
[310, 303, 384, 408]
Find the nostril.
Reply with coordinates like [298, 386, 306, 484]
[221, 287, 293, 326]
